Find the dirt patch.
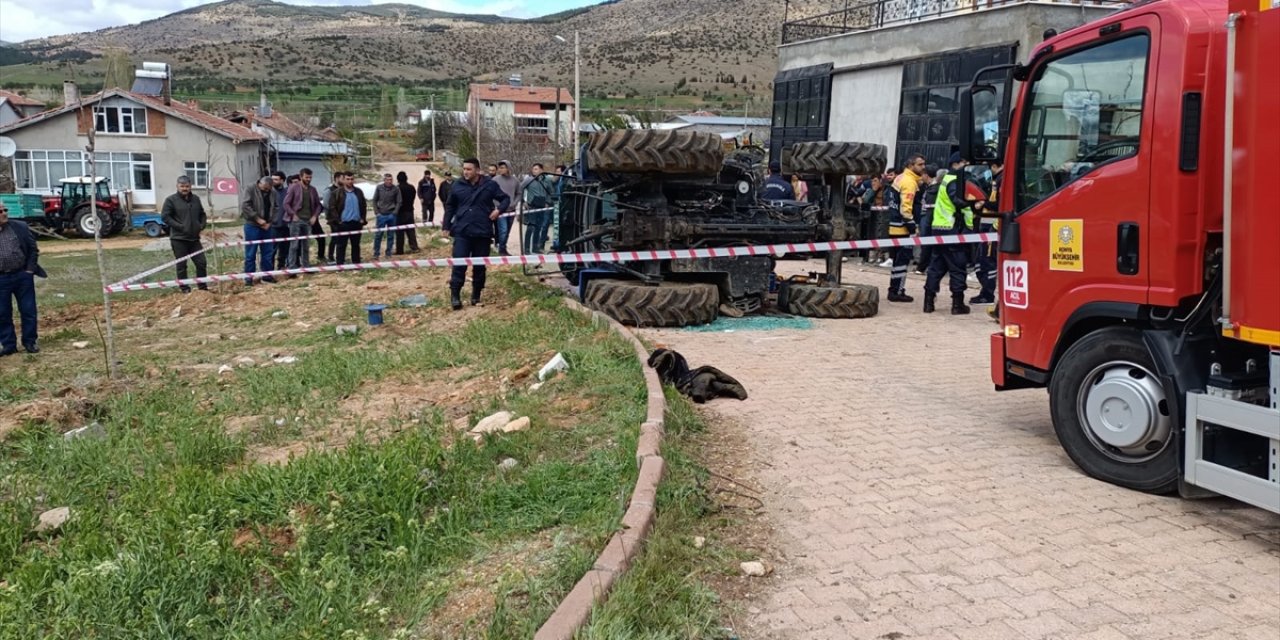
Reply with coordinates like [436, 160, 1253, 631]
[231, 525, 297, 557]
[0, 378, 112, 442]
[418, 531, 561, 639]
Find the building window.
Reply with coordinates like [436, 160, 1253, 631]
[93, 106, 148, 135]
[897, 45, 1014, 168]
[769, 64, 833, 165]
[183, 161, 209, 188]
[13, 149, 86, 191]
[94, 152, 153, 192]
[514, 116, 550, 138]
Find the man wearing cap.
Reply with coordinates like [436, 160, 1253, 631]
[923, 154, 984, 315]
[0, 202, 46, 356]
[761, 161, 795, 201]
[161, 175, 210, 293]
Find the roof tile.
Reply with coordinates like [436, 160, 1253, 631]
[468, 84, 576, 105]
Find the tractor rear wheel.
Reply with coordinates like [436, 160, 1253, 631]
[584, 279, 719, 327]
[586, 129, 724, 175]
[74, 207, 110, 238]
[781, 283, 879, 318]
[785, 141, 889, 177]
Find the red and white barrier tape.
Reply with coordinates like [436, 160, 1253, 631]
[104, 232, 997, 294]
[114, 207, 554, 286]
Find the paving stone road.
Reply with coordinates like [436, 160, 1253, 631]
[640, 264, 1280, 640]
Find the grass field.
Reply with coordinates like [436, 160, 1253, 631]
[0, 238, 759, 638]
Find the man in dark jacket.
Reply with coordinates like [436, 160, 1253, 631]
[437, 172, 454, 218]
[418, 169, 438, 224]
[443, 158, 509, 310]
[241, 176, 278, 286]
[0, 203, 47, 355]
[395, 171, 419, 254]
[269, 171, 290, 270]
[327, 172, 368, 266]
[161, 175, 209, 293]
[282, 168, 324, 270]
[761, 162, 795, 201]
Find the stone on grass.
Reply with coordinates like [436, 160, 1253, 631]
[234, 356, 256, 367]
[218, 364, 234, 375]
[451, 415, 472, 431]
[528, 382, 544, 392]
[71, 341, 90, 349]
[693, 536, 706, 549]
[740, 561, 770, 577]
[170, 306, 183, 319]
[335, 325, 359, 336]
[64, 422, 106, 441]
[470, 411, 514, 435]
[399, 294, 428, 308]
[497, 458, 519, 471]
[34, 507, 71, 534]
[501, 416, 530, 433]
[273, 356, 298, 365]
[271, 311, 287, 318]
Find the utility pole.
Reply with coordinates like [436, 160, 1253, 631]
[429, 94, 437, 160]
[555, 86, 562, 158]
[573, 30, 581, 164]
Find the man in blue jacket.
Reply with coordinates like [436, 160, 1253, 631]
[0, 203, 47, 356]
[443, 157, 510, 310]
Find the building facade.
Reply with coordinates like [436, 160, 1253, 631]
[467, 83, 576, 147]
[774, 0, 1128, 168]
[0, 86, 265, 212]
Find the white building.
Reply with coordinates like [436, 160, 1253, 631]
[467, 83, 576, 147]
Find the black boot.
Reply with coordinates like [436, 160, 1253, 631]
[470, 288, 482, 306]
[951, 295, 971, 315]
[450, 289, 463, 311]
[887, 290, 914, 303]
[923, 293, 936, 313]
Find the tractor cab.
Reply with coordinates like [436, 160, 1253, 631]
[59, 176, 114, 208]
[39, 176, 128, 237]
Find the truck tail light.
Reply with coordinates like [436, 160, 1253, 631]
[1004, 324, 1021, 339]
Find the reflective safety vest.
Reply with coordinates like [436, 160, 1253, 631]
[932, 174, 973, 233]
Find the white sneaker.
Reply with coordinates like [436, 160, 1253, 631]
[878, 258, 894, 268]
[968, 274, 979, 283]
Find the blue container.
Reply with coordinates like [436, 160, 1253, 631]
[364, 304, 387, 325]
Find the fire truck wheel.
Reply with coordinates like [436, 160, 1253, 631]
[586, 129, 724, 175]
[1048, 327, 1179, 494]
[780, 283, 879, 319]
[584, 279, 719, 327]
[785, 141, 889, 177]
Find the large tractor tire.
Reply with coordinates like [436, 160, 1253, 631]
[74, 207, 110, 238]
[785, 141, 888, 177]
[584, 279, 719, 327]
[587, 129, 724, 175]
[780, 283, 879, 318]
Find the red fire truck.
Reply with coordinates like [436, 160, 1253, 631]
[961, 0, 1278, 512]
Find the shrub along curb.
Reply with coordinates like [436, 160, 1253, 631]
[534, 298, 667, 640]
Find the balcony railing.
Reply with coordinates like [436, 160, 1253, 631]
[781, 0, 1131, 45]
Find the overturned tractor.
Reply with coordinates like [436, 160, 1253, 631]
[553, 129, 887, 327]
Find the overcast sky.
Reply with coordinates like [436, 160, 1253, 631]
[0, 0, 596, 44]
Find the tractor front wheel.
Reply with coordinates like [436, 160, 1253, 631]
[74, 207, 110, 238]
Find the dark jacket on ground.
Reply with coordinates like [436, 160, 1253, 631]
[161, 192, 207, 242]
[241, 186, 275, 225]
[0, 220, 47, 278]
[444, 176, 510, 239]
[326, 187, 369, 226]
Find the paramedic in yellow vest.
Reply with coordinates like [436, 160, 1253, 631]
[923, 153, 984, 315]
[887, 154, 926, 303]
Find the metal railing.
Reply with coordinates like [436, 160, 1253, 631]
[781, 0, 1131, 45]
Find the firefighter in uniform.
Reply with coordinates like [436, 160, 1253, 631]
[887, 154, 927, 302]
[923, 156, 984, 315]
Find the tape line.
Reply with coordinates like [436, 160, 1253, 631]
[104, 232, 997, 294]
[112, 207, 554, 287]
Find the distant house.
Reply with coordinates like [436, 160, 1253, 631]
[0, 99, 22, 127]
[0, 89, 46, 122]
[226, 97, 351, 187]
[666, 114, 771, 140]
[467, 82, 576, 146]
[0, 80, 266, 212]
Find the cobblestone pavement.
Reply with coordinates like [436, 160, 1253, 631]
[639, 263, 1280, 640]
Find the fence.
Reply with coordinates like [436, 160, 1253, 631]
[781, 0, 1131, 44]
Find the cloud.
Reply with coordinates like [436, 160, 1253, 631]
[0, 0, 599, 44]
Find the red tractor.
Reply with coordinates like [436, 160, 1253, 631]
[39, 176, 128, 238]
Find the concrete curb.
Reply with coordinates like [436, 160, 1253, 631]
[534, 299, 667, 640]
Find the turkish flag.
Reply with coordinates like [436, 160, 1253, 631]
[213, 177, 239, 194]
